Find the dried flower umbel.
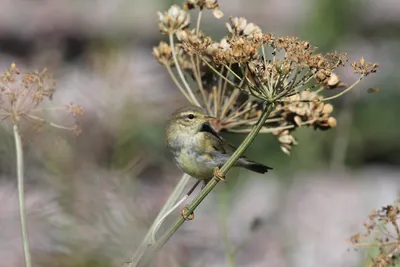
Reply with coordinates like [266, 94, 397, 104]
[129, 1, 380, 266]
[0, 63, 83, 267]
[0, 63, 83, 135]
[154, 0, 379, 154]
[348, 202, 400, 267]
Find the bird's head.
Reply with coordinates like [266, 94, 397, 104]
[167, 106, 216, 136]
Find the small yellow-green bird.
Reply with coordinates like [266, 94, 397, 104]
[165, 106, 272, 181]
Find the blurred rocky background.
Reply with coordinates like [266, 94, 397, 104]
[0, 0, 398, 266]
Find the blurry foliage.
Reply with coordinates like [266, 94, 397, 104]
[297, 0, 400, 170]
[111, 101, 166, 172]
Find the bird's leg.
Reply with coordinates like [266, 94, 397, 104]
[213, 167, 226, 182]
[179, 180, 201, 221]
[186, 180, 201, 196]
[181, 204, 195, 220]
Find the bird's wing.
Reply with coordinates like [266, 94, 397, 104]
[200, 123, 226, 154]
[200, 123, 237, 155]
[200, 123, 272, 173]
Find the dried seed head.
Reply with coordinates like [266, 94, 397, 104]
[230, 37, 259, 63]
[271, 90, 336, 131]
[351, 57, 379, 76]
[177, 29, 213, 55]
[226, 17, 263, 42]
[206, 38, 232, 63]
[328, 117, 337, 127]
[274, 130, 297, 155]
[322, 103, 333, 114]
[326, 72, 340, 88]
[157, 5, 190, 34]
[0, 63, 83, 134]
[153, 42, 173, 65]
[155, 2, 378, 156]
[67, 104, 84, 117]
[183, 0, 224, 18]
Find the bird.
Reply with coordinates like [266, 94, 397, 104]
[165, 105, 272, 182]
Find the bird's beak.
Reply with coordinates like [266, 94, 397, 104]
[202, 115, 216, 122]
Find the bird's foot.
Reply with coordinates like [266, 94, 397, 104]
[181, 204, 195, 221]
[213, 167, 226, 182]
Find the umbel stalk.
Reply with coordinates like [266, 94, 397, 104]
[14, 124, 32, 267]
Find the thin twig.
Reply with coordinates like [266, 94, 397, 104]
[165, 65, 191, 101]
[200, 56, 239, 89]
[169, 34, 201, 106]
[190, 56, 211, 113]
[228, 120, 315, 134]
[321, 75, 364, 101]
[196, 10, 202, 35]
[24, 114, 75, 131]
[220, 89, 240, 119]
[223, 64, 242, 82]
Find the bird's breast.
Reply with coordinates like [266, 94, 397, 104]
[169, 133, 216, 179]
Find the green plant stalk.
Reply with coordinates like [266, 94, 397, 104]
[14, 124, 32, 267]
[220, 187, 236, 267]
[128, 174, 190, 267]
[321, 75, 364, 101]
[153, 103, 274, 252]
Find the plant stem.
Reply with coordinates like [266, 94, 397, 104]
[24, 114, 75, 131]
[128, 174, 191, 267]
[201, 56, 239, 89]
[165, 65, 191, 101]
[169, 34, 201, 107]
[153, 103, 274, 252]
[14, 124, 32, 267]
[196, 10, 202, 35]
[190, 56, 211, 114]
[220, 187, 236, 267]
[321, 75, 364, 101]
[227, 119, 315, 134]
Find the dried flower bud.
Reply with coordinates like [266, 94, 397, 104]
[327, 117, 337, 127]
[177, 29, 212, 55]
[157, 5, 190, 34]
[212, 9, 224, 19]
[322, 103, 333, 114]
[274, 130, 297, 155]
[153, 42, 173, 65]
[294, 115, 302, 127]
[226, 17, 262, 42]
[315, 69, 327, 83]
[327, 73, 340, 87]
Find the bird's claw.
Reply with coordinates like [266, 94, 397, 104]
[181, 204, 195, 221]
[213, 167, 226, 182]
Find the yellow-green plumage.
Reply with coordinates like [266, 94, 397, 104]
[165, 106, 272, 180]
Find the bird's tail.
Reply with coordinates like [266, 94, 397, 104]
[240, 159, 273, 174]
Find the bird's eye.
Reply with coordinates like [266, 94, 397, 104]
[187, 114, 195, 119]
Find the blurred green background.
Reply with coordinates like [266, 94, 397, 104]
[0, 0, 398, 267]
